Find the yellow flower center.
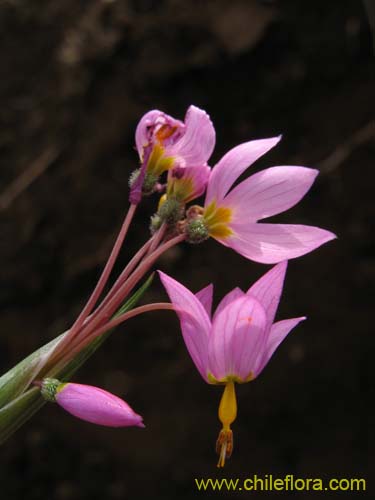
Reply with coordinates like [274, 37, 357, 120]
[207, 372, 254, 385]
[203, 200, 233, 239]
[147, 143, 175, 176]
[167, 176, 194, 202]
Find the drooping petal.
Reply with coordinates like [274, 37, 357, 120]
[205, 136, 281, 205]
[55, 383, 144, 428]
[158, 271, 211, 380]
[135, 110, 163, 158]
[246, 262, 287, 332]
[135, 110, 184, 159]
[256, 317, 306, 376]
[224, 166, 318, 223]
[208, 296, 267, 382]
[212, 287, 245, 321]
[223, 222, 337, 264]
[196, 283, 214, 317]
[166, 105, 215, 167]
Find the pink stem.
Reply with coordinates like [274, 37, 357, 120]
[47, 235, 154, 368]
[46, 303, 174, 377]
[147, 223, 167, 255]
[93, 236, 153, 316]
[70, 203, 137, 335]
[71, 233, 185, 348]
[82, 303, 174, 345]
[46, 205, 137, 366]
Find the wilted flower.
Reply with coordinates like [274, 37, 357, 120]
[41, 378, 144, 428]
[159, 262, 305, 467]
[130, 105, 215, 204]
[185, 136, 336, 263]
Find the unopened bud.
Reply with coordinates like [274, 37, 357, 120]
[40, 378, 144, 428]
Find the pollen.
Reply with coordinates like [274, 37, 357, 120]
[155, 124, 177, 142]
[216, 429, 233, 468]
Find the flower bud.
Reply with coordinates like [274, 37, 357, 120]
[41, 378, 144, 428]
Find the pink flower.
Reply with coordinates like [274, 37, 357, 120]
[41, 378, 144, 428]
[188, 136, 336, 263]
[130, 105, 215, 204]
[166, 165, 211, 204]
[135, 105, 215, 172]
[158, 262, 304, 466]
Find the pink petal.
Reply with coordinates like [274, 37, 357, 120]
[166, 105, 215, 167]
[56, 383, 144, 428]
[224, 222, 337, 264]
[135, 110, 163, 157]
[196, 283, 214, 317]
[256, 317, 306, 375]
[208, 296, 267, 381]
[187, 164, 211, 201]
[246, 262, 287, 332]
[135, 110, 184, 158]
[158, 271, 211, 380]
[224, 166, 318, 223]
[205, 136, 281, 205]
[168, 164, 210, 202]
[212, 287, 245, 321]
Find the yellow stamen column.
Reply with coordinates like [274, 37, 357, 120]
[216, 380, 237, 468]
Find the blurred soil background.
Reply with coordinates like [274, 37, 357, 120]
[0, 1, 373, 499]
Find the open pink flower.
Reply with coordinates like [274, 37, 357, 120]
[41, 378, 144, 428]
[130, 105, 215, 204]
[158, 262, 304, 466]
[188, 136, 336, 263]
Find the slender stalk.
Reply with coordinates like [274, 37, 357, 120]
[64, 236, 156, 352]
[47, 303, 174, 378]
[93, 236, 154, 316]
[72, 302, 174, 354]
[147, 223, 167, 255]
[46, 235, 153, 369]
[71, 233, 185, 348]
[71, 203, 137, 335]
[49, 205, 137, 364]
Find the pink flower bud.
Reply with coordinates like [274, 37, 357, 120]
[41, 379, 144, 428]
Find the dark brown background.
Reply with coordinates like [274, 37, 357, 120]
[0, 1, 373, 499]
